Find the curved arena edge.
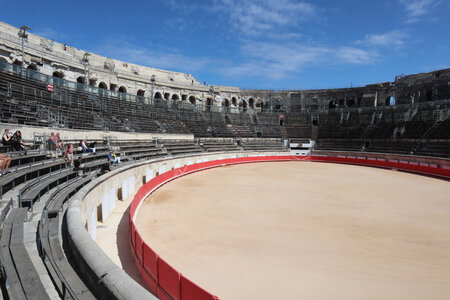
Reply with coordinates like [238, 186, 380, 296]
[65, 150, 450, 300]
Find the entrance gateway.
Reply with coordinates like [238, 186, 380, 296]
[289, 139, 315, 156]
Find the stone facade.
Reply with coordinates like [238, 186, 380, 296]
[1, 22, 449, 112]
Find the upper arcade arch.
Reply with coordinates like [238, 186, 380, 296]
[231, 97, 237, 107]
[239, 99, 247, 109]
[255, 100, 263, 108]
[171, 94, 180, 101]
[248, 98, 255, 108]
[27, 64, 38, 71]
[385, 96, 396, 106]
[154, 92, 163, 99]
[189, 96, 196, 105]
[52, 71, 64, 79]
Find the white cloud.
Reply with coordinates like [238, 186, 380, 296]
[220, 41, 378, 80]
[95, 39, 212, 73]
[212, 0, 316, 37]
[398, 0, 441, 23]
[356, 30, 408, 48]
[33, 28, 65, 41]
[335, 47, 379, 64]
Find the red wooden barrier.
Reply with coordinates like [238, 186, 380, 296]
[135, 231, 144, 264]
[157, 258, 181, 300]
[129, 154, 449, 299]
[181, 276, 218, 300]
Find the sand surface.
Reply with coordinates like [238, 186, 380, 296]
[134, 162, 450, 299]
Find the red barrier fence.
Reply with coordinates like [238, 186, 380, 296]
[129, 155, 449, 299]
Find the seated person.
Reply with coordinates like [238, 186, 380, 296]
[79, 140, 95, 153]
[108, 151, 120, 164]
[73, 157, 87, 175]
[55, 133, 64, 150]
[100, 161, 112, 175]
[2, 129, 13, 146]
[0, 153, 12, 175]
[11, 130, 27, 155]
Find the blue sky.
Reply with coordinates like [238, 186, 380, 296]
[1, 0, 449, 90]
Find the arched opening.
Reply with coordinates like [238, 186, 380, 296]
[188, 96, 196, 105]
[110, 84, 117, 91]
[118, 86, 127, 100]
[329, 100, 337, 109]
[76, 76, 85, 84]
[13, 60, 22, 66]
[425, 90, 433, 101]
[347, 98, 355, 107]
[89, 78, 97, 86]
[171, 94, 180, 101]
[53, 71, 64, 79]
[256, 100, 263, 108]
[154, 92, 163, 99]
[231, 97, 237, 106]
[338, 99, 345, 107]
[222, 99, 230, 107]
[181, 94, 188, 101]
[206, 97, 212, 106]
[248, 98, 255, 108]
[0, 57, 7, 63]
[239, 99, 247, 108]
[164, 93, 170, 100]
[27, 64, 38, 70]
[137, 89, 145, 97]
[385, 96, 395, 106]
[98, 82, 108, 96]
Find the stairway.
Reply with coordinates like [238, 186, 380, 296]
[311, 126, 319, 140]
[281, 126, 288, 140]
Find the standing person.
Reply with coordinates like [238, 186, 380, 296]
[48, 132, 57, 147]
[11, 131, 27, 155]
[0, 153, 12, 175]
[73, 156, 87, 175]
[63, 143, 74, 166]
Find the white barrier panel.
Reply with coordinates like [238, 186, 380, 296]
[146, 169, 154, 183]
[109, 187, 116, 211]
[102, 193, 110, 221]
[122, 179, 129, 200]
[159, 165, 166, 175]
[196, 159, 202, 164]
[90, 209, 97, 240]
[127, 177, 135, 196]
[186, 161, 193, 166]
[174, 162, 181, 169]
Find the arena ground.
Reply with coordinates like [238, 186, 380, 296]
[99, 162, 450, 299]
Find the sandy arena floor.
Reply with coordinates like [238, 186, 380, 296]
[134, 162, 450, 299]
